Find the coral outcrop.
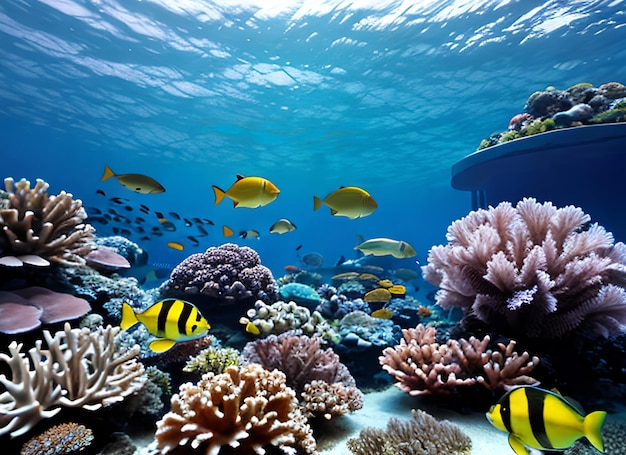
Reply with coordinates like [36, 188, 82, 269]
[242, 333, 363, 419]
[346, 409, 472, 455]
[0, 177, 95, 267]
[379, 324, 539, 395]
[422, 198, 626, 339]
[20, 422, 94, 455]
[163, 243, 277, 303]
[0, 323, 145, 438]
[155, 363, 316, 455]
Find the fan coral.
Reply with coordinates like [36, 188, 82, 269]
[163, 243, 278, 303]
[0, 323, 145, 437]
[0, 177, 95, 267]
[346, 409, 471, 455]
[155, 363, 316, 455]
[242, 333, 363, 419]
[422, 198, 626, 339]
[379, 324, 539, 395]
[20, 422, 94, 455]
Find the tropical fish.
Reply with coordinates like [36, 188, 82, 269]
[239, 229, 260, 239]
[169, 212, 181, 220]
[300, 252, 324, 268]
[269, 218, 297, 234]
[96, 189, 106, 196]
[245, 321, 261, 335]
[486, 386, 606, 455]
[213, 175, 280, 208]
[120, 299, 210, 353]
[196, 225, 209, 237]
[101, 165, 166, 194]
[223, 225, 235, 237]
[167, 241, 184, 251]
[355, 238, 417, 259]
[313, 186, 377, 219]
[187, 235, 200, 247]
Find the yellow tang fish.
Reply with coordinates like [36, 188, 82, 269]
[213, 175, 280, 208]
[101, 165, 165, 194]
[167, 241, 184, 251]
[486, 386, 606, 455]
[355, 238, 417, 259]
[121, 299, 210, 353]
[269, 218, 297, 234]
[313, 186, 377, 219]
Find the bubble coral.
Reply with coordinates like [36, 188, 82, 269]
[163, 243, 277, 303]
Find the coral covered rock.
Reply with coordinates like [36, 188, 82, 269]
[163, 243, 277, 303]
[422, 198, 626, 339]
[379, 324, 539, 395]
[155, 363, 316, 455]
[0, 177, 95, 267]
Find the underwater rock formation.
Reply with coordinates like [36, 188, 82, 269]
[163, 243, 277, 303]
[242, 333, 363, 419]
[155, 363, 316, 454]
[0, 323, 145, 438]
[379, 324, 539, 395]
[346, 409, 472, 455]
[0, 177, 95, 267]
[422, 198, 626, 339]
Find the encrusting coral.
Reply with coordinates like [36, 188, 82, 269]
[242, 333, 363, 419]
[0, 323, 145, 438]
[422, 198, 626, 339]
[379, 324, 539, 395]
[0, 177, 95, 267]
[155, 363, 317, 455]
[20, 422, 94, 455]
[346, 409, 472, 455]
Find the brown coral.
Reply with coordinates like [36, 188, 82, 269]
[346, 409, 471, 455]
[422, 198, 626, 339]
[379, 324, 539, 395]
[0, 177, 95, 266]
[20, 422, 94, 455]
[242, 333, 363, 419]
[155, 363, 316, 455]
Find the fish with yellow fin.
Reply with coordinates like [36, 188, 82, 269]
[355, 238, 417, 259]
[101, 165, 165, 194]
[223, 225, 235, 237]
[313, 186, 377, 219]
[167, 241, 184, 251]
[121, 299, 210, 353]
[486, 386, 606, 455]
[213, 175, 280, 208]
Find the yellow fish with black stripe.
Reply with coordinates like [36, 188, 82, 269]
[486, 386, 606, 455]
[121, 299, 211, 353]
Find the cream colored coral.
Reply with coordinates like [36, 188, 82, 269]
[0, 177, 95, 266]
[156, 363, 316, 455]
[0, 323, 145, 438]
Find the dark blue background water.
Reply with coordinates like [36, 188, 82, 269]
[2, 0, 625, 277]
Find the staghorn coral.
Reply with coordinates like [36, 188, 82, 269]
[0, 177, 95, 267]
[379, 324, 539, 395]
[20, 422, 94, 455]
[346, 409, 471, 455]
[155, 363, 316, 455]
[242, 333, 362, 419]
[0, 323, 145, 438]
[422, 198, 626, 339]
[163, 243, 277, 303]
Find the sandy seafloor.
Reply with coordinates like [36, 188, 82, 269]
[134, 385, 512, 454]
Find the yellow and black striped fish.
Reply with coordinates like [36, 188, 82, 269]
[121, 299, 210, 353]
[486, 386, 606, 455]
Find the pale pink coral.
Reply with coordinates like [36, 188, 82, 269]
[422, 198, 626, 338]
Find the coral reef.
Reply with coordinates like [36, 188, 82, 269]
[183, 345, 241, 375]
[162, 243, 277, 303]
[0, 177, 95, 267]
[346, 409, 472, 455]
[155, 363, 316, 454]
[20, 422, 94, 455]
[338, 310, 400, 347]
[279, 283, 322, 307]
[421, 198, 626, 339]
[0, 323, 145, 437]
[379, 324, 539, 395]
[242, 333, 363, 419]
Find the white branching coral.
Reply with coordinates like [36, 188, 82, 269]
[422, 198, 626, 338]
[0, 323, 145, 438]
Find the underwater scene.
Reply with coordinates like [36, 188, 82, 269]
[2, 1, 626, 454]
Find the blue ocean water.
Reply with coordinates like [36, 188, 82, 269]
[2, 1, 626, 453]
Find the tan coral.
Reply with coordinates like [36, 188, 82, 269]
[0, 323, 145, 438]
[0, 177, 95, 266]
[156, 363, 316, 455]
[379, 323, 539, 395]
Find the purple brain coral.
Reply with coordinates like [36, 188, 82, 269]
[164, 243, 277, 303]
[422, 198, 626, 339]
